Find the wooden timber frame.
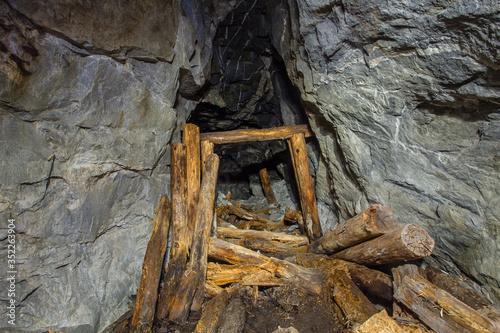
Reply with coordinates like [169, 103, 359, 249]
[200, 124, 323, 241]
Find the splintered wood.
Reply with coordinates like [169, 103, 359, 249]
[117, 124, 499, 333]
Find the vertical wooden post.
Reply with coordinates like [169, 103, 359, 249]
[183, 123, 200, 246]
[168, 153, 220, 325]
[289, 133, 322, 241]
[156, 143, 189, 322]
[130, 195, 171, 333]
[259, 168, 277, 204]
[201, 140, 214, 176]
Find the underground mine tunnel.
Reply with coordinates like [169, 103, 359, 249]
[1, 0, 499, 332]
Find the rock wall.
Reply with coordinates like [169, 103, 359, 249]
[0, 0, 233, 331]
[270, 0, 500, 304]
[1, 0, 499, 332]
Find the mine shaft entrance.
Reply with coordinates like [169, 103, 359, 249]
[200, 124, 323, 241]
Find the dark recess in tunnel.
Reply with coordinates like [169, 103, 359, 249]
[187, 0, 313, 202]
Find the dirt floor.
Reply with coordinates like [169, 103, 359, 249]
[105, 285, 344, 333]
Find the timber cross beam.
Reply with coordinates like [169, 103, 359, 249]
[200, 124, 322, 242]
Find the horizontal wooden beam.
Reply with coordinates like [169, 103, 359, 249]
[200, 124, 314, 145]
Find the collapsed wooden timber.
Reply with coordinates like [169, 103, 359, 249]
[119, 123, 499, 333]
[394, 274, 500, 333]
[308, 204, 396, 254]
[333, 223, 435, 266]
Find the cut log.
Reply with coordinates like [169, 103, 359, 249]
[331, 270, 378, 329]
[200, 124, 313, 144]
[193, 285, 238, 333]
[353, 310, 402, 333]
[296, 253, 393, 303]
[289, 133, 322, 241]
[201, 139, 214, 175]
[130, 195, 171, 333]
[393, 274, 500, 333]
[167, 153, 220, 325]
[424, 265, 491, 310]
[208, 238, 324, 296]
[183, 123, 201, 247]
[333, 224, 435, 266]
[308, 204, 396, 254]
[259, 168, 277, 204]
[156, 144, 189, 322]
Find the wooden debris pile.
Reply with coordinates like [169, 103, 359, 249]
[106, 124, 500, 333]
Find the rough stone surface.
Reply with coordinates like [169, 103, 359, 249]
[1, 0, 500, 332]
[0, 1, 231, 332]
[270, 0, 500, 305]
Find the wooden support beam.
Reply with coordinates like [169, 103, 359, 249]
[333, 224, 435, 266]
[200, 124, 313, 145]
[167, 153, 220, 325]
[183, 123, 201, 247]
[156, 143, 189, 323]
[201, 139, 214, 175]
[289, 133, 322, 241]
[259, 168, 277, 204]
[308, 204, 396, 254]
[130, 195, 171, 333]
[394, 274, 500, 333]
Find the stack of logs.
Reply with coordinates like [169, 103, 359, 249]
[115, 124, 499, 333]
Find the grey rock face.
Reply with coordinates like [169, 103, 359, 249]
[270, 0, 500, 304]
[0, 0, 215, 331]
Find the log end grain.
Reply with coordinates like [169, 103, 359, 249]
[400, 224, 435, 258]
[367, 204, 397, 233]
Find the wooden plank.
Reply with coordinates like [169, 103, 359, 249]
[200, 124, 313, 145]
[259, 168, 277, 204]
[168, 153, 220, 325]
[183, 123, 200, 247]
[130, 195, 171, 333]
[333, 224, 435, 266]
[394, 274, 499, 333]
[156, 143, 189, 323]
[308, 204, 396, 254]
[289, 133, 322, 241]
